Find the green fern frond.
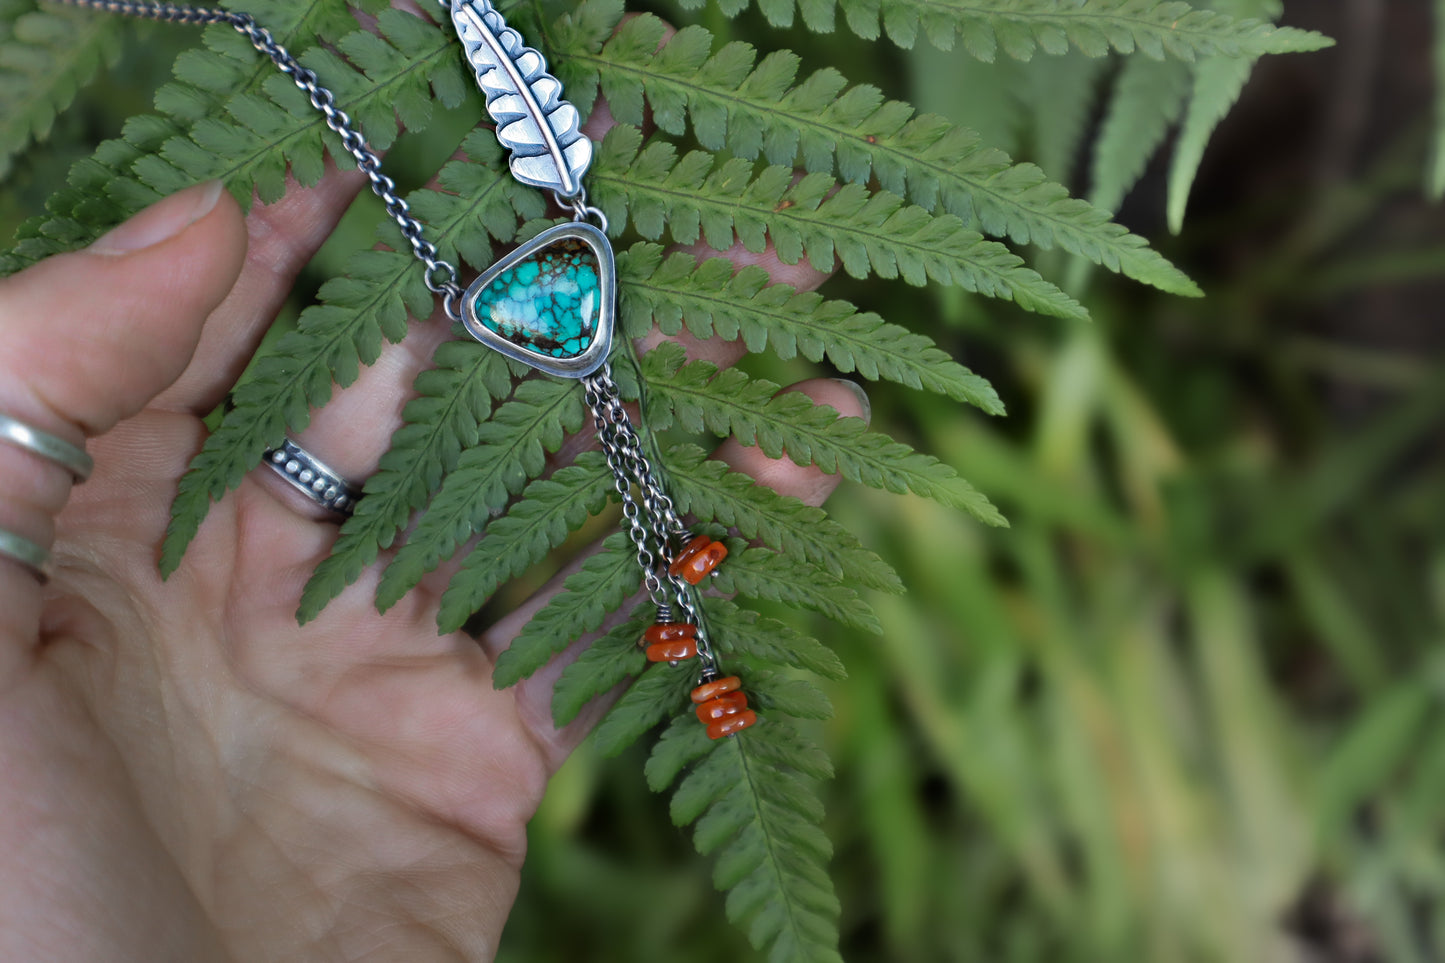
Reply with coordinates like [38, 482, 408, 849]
[435, 454, 613, 633]
[671, 0, 1330, 61]
[592, 659, 698, 757]
[3, 0, 390, 273]
[140, 9, 459, 203]
[1025, 50, 1105, 182]
[660, 711, 842, 963]
[1089, 56, 1192, 211]
[297, 341, 513, 623]
[618, 245, 1003, 413]
[0, 0, 122, 179]
[662, 443, 903, 594]
[377, 376, 585, 618]
[552, 610, 650, 728]
[591, 124, 1089, 320]
[493, 532, 642, 688]
[642, 343, 1007, 525]
[704, 598, 849, 682]
[572, 14, 1199, 295]
[162, 137, 541, 576]
[1166, 52, 1253, 232]
[712, 544, 881, 632]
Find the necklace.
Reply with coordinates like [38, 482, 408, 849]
[51, 0, 757, 739]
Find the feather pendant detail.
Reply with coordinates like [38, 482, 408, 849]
[450, 0, 592, 197]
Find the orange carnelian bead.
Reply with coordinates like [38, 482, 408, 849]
[646, 638, 699, 662]
[707, 710, 758, 740]
[690, 676, 742, 704]
[670, 540, 728, 585]
[642, 622, 697, 645]
[667, 535, 711, 573]
[695, 690, 749, 724]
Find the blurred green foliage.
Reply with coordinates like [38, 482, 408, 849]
[4, 1, 1443, 961]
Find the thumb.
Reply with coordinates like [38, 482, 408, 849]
[0, 182, 247, 626]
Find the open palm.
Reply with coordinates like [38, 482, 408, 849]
[0, 163, 857, 959]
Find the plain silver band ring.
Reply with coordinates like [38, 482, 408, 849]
[262, 439, 362, 517]
[0, 527, 51, 583]
[0, 412, 94, 481]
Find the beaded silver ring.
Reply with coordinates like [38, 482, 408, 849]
[261, 438, 362, 517]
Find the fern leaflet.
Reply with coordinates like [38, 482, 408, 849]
[494, 532, 642, 688]
[378, 376, 585, 617]
[661, 443, 903, 593]
[661, 711, 841, 963]
[572, 12, 1199, 295]
[591, 124, 1088, 320]
[552, 610, 650, 727]
[435, 454, 614, 634]
[0, 0, 123, 179]
[712, 545, 881, 632]
[619, 245, 1003, 413]
[297, 341, 513, 622]
[672, 0, 1332, 61]
[642, 344, 1006, 525]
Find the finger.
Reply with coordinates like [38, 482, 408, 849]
[154, 168, 369, 415]
[0, 182, 247, 652]
[491, 375, 871, 769]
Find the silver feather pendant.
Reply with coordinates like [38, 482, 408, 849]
[450, 0, 592, 197]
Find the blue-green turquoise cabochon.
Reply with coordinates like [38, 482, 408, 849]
[461, 221, 615, 379]
[473, 238, 599, 360]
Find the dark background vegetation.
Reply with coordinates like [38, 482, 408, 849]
[3, 2, 1443, 960]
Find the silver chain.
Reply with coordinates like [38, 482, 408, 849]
[583, 366, 717, 670]
[49, 0, 466, 318]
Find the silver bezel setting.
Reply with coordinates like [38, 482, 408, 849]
[460, 221, 615, 379]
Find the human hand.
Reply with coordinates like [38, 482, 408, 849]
[0, 121, 862, 962]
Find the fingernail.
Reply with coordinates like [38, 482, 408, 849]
[831, 378, 871, 425]
[90, 181, 225, 256]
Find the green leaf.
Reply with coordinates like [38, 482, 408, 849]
[435, 454, 613, 632]
[663, 444, 902, 593]
[1166, 53, 1255, 233]
[712, 546, 881, 633]
[592, 660, 696, 757]
[704, 598, 848, 682]
[0, 1, 123, 179]
[678, 0, 1333, 59]
[298, 341, 512, 622]
[592, 125, 1089, 320]
[658, 720, 842, 963]
[376, 376, 584, 614]
[494, 532, 643, 688]
[574, 17, 1198, 295]
[619, 245, 1006, 412]
[1089, 55, 1192, 212]
[642, 344, 1008, 525]
[552, 611, 650, 728]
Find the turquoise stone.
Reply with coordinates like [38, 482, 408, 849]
[471, 238, 600, 360]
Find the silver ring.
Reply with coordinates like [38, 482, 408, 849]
[0, 527, 51, 583]
[261, 438, 362, 517]
[0, 412, 94, 481]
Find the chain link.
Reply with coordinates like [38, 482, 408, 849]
[50, 0, 465, 319]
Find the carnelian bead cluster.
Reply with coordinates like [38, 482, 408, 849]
[643, 622, 699, 663]
[690, 675, 758, 739]
[668, 534, 728, 585]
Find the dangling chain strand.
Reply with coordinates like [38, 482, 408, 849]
[50, 0, 466, 316]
